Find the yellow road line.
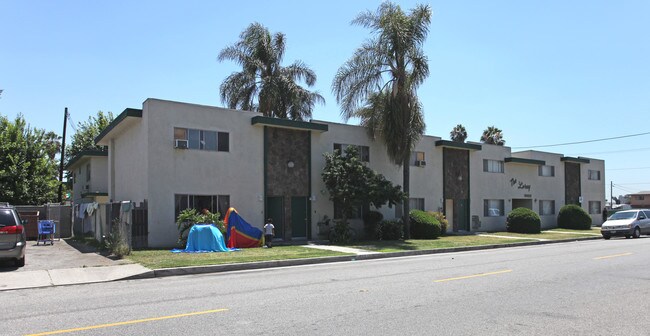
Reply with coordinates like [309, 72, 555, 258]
[594, 252, 633, 260]
[25, 308, 229, 336]
[434, 269, 512, 283]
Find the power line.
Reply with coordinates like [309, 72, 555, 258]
[608, 167, 650, 171]
[512, 131, 650, 149]
[567, 147, 650, 156]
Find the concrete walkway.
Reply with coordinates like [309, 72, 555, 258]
[302, 243, 381, 255]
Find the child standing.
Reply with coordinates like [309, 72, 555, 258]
[264, 218, 275, 248]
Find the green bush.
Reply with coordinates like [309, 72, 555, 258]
[557, 204, 592, 230]
[375, 219, 403, 240]
[428, 211, 448, 235]
[363, 210, 384, 239]
[506, 207, 541, 233]
[409, 210, 441, 239]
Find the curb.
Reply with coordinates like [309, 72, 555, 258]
[138, 236, 603, 279]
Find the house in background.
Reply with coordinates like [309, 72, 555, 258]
[629, 191, 650, 208]
[94, 98, 607, 248]
[65, 150, 109, 205]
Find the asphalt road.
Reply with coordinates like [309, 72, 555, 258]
[3, 238, 649, 336]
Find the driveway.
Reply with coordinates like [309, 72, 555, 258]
[0, 238, 131, 272]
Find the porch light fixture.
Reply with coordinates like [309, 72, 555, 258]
[287, 160, 295, 168]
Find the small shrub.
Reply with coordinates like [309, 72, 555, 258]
[557, 204, 592, 230]
[176, 208, 224, 246]
[428, 211, 448, 235]
[329, 220, 356, 245]
[363, 210, 384, 238]
[104, 218, 130, 258]
[409, 210, 441, 239]
[375, 219, 403, 240]
[506, 207, 541, 233]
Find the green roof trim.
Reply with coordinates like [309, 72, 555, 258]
[81, 192, 108, 198]
[94, 108, 143, 144]
[251, 116, 328, 132]
[561, 157, 590, 164]
[435, 140, 482, 151]
[65, 150, 108, 170]
[505, 157, 546, 165]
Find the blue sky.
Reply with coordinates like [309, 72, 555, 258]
[1, 0, 649, 199]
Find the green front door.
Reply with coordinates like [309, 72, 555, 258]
[457, 199, 469, 231]
[291, 196, 308, 238]
[266, 196, 284, 239]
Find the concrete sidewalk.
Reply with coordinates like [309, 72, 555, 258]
[1, 236, 602, 292]
[0, 264, 153, 291]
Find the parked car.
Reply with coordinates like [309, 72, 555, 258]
[601, 209, 650, 240]
[0, 203, 27, 267]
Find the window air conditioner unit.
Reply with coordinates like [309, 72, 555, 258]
[175, 139, 188, 149]
[415, 160, 426, 167]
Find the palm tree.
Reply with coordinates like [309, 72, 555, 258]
[43, 131, 62, 161]
[480, 126, 506, 145]
[450, 124, 467, 143]
[332, 2, 431, 238]
[218, 23, 324, 121]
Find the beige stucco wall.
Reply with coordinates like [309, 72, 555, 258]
[469, 143, 511, 231]
[581, 158, 606, 225]
[143, 99, 265, 247]
[69, 155, 108, 204]
[310, 120, 443, 237]
[512, 151, 566, 229]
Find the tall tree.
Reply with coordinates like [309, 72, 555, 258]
[332, 2, 431, 238]
[0, 114, 59, 204]
[480, 126, 506, 145]
[218, 22, 325, 120]
[65, 111, 114, 163]
[450, 124, 467, 143]
[322, 146, 405, 231]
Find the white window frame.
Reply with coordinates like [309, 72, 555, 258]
[538, 165, 555, 177]
[484, 199, 505, 217]
[174, 127, 229, 152]
[588, 170, 601, 180]
[588, 201, 601, 214]
[483, 159, 504, 173]
[334, 143, 370, 162]
[539, 200, 555, 216]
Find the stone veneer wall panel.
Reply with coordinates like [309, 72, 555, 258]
[265, 128, 310, 239]
[564, 162, 581, 205]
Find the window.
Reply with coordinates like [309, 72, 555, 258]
[483, 159, 504, 173]
[539, 200, 555, 216]
[588, 201, 601, 214]
[538, 165, 555, 177]
[86, 163, 91, 182]
[174, 127, 229, 152]
[637, 195, 645, 201]
[174, 194, 230, 220]
[588, 170, 601, 180]
[334, 201, 367, 220]
[410, 151, 426, 166]
[334, 143, 370, 162]
[409, 198, 425, 211]
[484, 199, 504, 217]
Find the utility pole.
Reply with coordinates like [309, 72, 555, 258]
[610, 181, 613, 207]
[57, 108, 68, 204]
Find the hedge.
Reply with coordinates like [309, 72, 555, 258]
[409, 210, 441, 239]
[557, 204, 592, 230]
[506, 207, 541, 233]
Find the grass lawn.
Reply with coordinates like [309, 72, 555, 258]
[485, 230, 600, 240]
[127, 246, 353, 269]
[352, 235, 535, 253]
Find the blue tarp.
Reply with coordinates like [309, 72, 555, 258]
[171, 224, 235, 253]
